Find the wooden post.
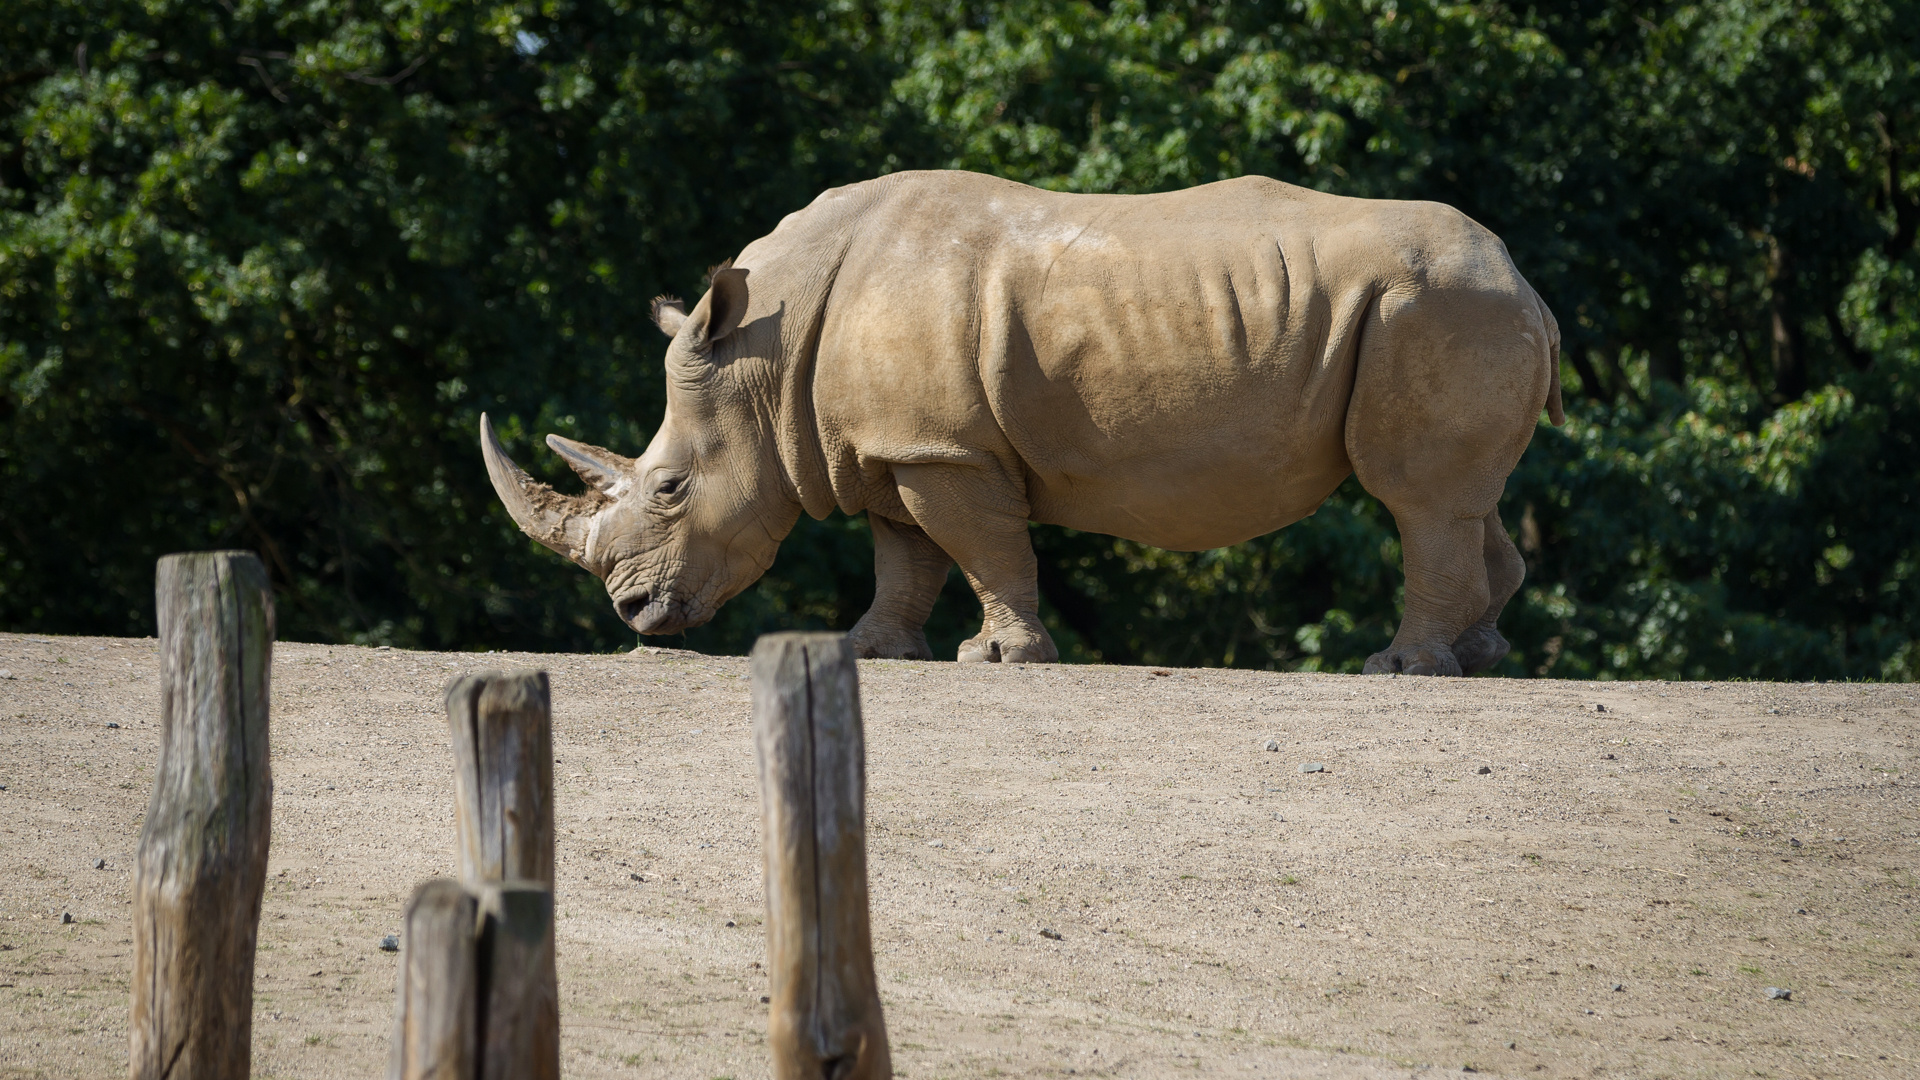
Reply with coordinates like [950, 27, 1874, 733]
[445, 672, 555, 885]
[752, 633, 892, 1080]
[473, 881, 557, 1080]
[131, 551, 275, 1080]
[441, 672, 558, 1080]
[389, 880, 479, 1080]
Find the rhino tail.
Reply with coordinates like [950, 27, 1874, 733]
[1546, 335, 1565, 426]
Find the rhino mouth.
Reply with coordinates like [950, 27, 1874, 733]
[614, 589, 704, 635]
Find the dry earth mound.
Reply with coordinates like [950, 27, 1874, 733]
[1, 633, 1916, 1077]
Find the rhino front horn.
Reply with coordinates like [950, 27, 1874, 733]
[479, 412, 609, 566]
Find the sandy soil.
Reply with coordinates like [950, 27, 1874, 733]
[0, 631, 1916, 1079]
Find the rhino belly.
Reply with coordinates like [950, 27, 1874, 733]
[1024, 432, 1353, 551]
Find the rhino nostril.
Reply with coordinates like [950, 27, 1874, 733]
[615, 593, 649, 625]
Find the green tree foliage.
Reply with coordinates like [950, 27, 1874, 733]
[4, 0, 1917, 678]
[0, 0, 916, 649]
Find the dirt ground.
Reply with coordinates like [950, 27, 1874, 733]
[1, 631, 1916, 1079]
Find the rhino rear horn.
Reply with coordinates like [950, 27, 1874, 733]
[480, 413, 608, 566]
[546, 434, 632, 494]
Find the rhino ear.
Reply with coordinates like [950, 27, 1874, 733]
[651, 295, 685, 338]
[683, 261, 749, 349]
[545, 434, 632, 494]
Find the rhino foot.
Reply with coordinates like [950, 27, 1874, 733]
[957, 626, 1058, 664]
[846, 618, 934, 661]
[1362, 643, 1463, 677]
[1450, 623, 1511, 675]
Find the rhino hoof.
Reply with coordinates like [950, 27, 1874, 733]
[846, 621, 934, 661]
[957, 629, 1058, 664]
[1450, 625, 1511, 675]
[1363, 644, 1463, 677]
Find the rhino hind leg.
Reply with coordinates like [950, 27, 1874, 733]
[846, 514, 950, 661]
[1449, 507, 1525, 674]
[891, 463, 1060, 664]
[1361, 510, 1487, 677]
[1346, 281, 1546, 676]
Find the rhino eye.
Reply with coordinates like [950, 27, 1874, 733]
[655, 477, 681, 497]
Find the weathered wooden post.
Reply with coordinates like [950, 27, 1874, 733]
[131, 551, 275, 1080]
[753, 633, 892, 1080]
[418, 671, 559, 1080]
[389, 880, 479, 1080]
[446, 672, 556, 885]
[472, 881, 557, 1080]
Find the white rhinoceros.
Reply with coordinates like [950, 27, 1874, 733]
[481, 169, 1562, 675]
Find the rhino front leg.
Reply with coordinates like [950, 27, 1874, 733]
[892, 463, 1059, 664]
[846, 513, 950, 660]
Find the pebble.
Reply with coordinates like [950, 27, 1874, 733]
[1090, 765, 1099, 771]
[1040, 928, 1063, 940]
[92, 858, 104, 870]
[1789, 838, 1802, 848]
[927, 840, 944, 848]
[1265, 740, 1279, 752]
[61, 912, 73, 924]
[1476, 766, 1492, 775]
[105, 722, 120, 729]
[629, 872, 645, 882]
[1299, 762, 1326, 774]
[1795, 908, 1808, 915]
[1594, 703, 1606, 712]
[1669, 817, 1679, 823]
[379, 934, 399, 952]
[1293, 921, 1306, 928]
[0, 669, 12, 679]
[1611, 983, 1624, 992]
[760, 995, 770, 1004]
[1766, 986, 1792, 1000]
[725, 921, 736, 928]
[1504, 1042, 1516, 1050]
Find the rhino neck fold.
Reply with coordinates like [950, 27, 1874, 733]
[733, 189, 872, 522]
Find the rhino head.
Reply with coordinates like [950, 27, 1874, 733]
[480, 263, 800, 635]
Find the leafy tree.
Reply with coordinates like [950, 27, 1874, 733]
[1, 0, 919, 650]
[5, 0, 1918, 679]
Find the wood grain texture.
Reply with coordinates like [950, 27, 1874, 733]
[441, 672, 558, 1080]
[131, 551, 275, 1080]
[474, 882, 558, 1080]
[389, 880, 479, 1080]
[445, 671, 555, 885]
[752, 633, 892, 1080]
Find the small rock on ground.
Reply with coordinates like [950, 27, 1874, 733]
[1766, 986, 1792, 1000]
[378, 934, 399, 952]
[1299, 762, 1326, 773]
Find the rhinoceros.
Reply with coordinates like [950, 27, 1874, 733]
[481, 169, 1562, 675]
